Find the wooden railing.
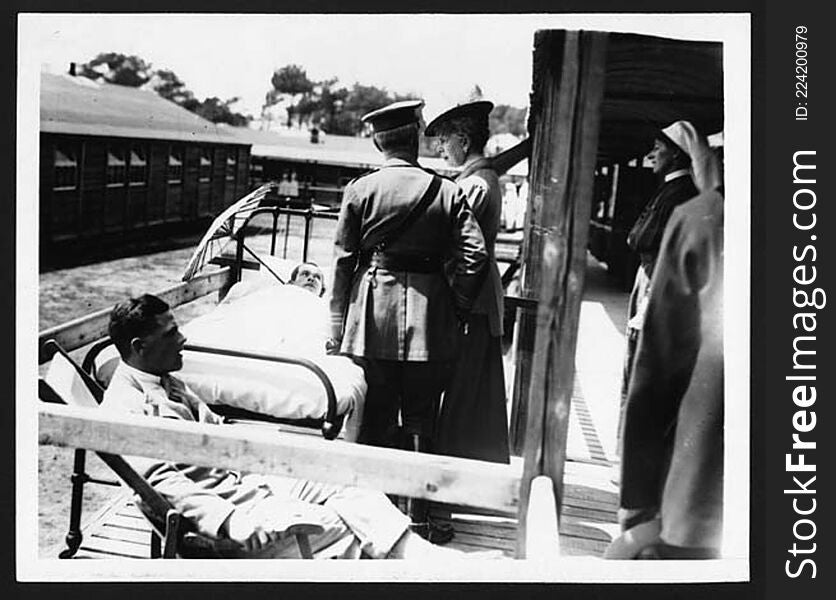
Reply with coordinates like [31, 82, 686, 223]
[38, 403, 522, 516]
[37, 268, 232, 362]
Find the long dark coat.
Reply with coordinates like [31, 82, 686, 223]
[329, 158, 487, 362]
[436, 159, 510, 463]
[619, 188, 724, 549]
[619, 173, 700, 413]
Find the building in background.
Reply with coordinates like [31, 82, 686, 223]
[39, 70, 251, 267]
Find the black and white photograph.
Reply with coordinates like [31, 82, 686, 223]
[16, 7, 768, 588]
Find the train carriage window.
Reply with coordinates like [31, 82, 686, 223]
[106, 147, 127, 187]
[168, 148, 183, 184]
[226, 149, 237, 181]
[53, 146, 78, 191]
[199, 148, 212, 182]
[128, 146, 147, 186]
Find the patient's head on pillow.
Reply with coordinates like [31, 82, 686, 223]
[288, 262, 325, 297]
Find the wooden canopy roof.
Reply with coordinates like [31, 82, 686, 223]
[602, 33, 723, 161]
[563, 32, 724, 163]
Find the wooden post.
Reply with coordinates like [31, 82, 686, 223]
[515, 29, 607, 558]
[524, 475, 561, 560]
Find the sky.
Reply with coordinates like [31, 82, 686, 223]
[22, 12, 740, 124]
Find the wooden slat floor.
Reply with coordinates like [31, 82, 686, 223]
[57, 458, 618, 561]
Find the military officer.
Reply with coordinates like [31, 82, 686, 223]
[329, 99, 487, 448]
[328, 100, 487, 536]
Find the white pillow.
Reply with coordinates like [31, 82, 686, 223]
[258, 255, 297, 284]
[221, 255, 298, 303]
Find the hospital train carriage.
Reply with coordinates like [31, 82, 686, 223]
[39, 71, 251, 266]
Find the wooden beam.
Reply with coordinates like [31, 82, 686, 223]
[38, 404, 521, 515]
[509, 31, 569, 458]
[516, 30, 607, 557]
[524, 475, 561, 560]
[38, 267, 232, 361]
[509, 301, 537, 455]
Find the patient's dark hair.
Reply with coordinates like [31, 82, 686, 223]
[109, 294, 170, 358]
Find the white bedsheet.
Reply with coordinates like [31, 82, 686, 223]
[177, 281, 366, 423]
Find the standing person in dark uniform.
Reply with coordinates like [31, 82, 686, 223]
[328, 100, 488, 540]
[617, 121, 716, 455]
[424, 100, 516, 465]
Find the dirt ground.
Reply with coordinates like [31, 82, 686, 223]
[36, 217, 338, 558]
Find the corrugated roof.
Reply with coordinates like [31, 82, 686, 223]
[40, 71, 248, 146]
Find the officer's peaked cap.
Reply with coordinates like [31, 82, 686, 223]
[361, 100, 424, 133]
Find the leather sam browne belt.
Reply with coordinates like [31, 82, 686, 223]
[359, 249, 443, 274]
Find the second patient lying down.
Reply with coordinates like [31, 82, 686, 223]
[173, 261, 367, 440]
[190, 261, 331, 358]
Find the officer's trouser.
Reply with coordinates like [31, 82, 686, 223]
[356, 359, 449, 449]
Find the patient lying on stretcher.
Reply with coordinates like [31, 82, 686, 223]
[173, 260, 367, 440]
[190, 261, 330, 358]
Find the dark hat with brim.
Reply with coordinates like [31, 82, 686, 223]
[361, 99, 425, 133]
[424, 100, 494, 137]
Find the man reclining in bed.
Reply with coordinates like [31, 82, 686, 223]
[171, 260, 366, 439]
[190, 260, 331, 358]
[101, 293, 497, 559]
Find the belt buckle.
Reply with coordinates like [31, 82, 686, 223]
[369, 249, 384, 268]
[367, 248, 383, 286]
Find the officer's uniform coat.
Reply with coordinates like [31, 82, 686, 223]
[329, 157, 488, 363]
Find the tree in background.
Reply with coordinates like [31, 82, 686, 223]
[78, 52, 252, 126]
[78, 52, 154, 87]
[295, 77, 350, 134]
[149, 68, 193, 105]
[339, 84, 413, 136]
[266, 64, 315, 129]
[489, 104, 527, 138]
[182, 97, 251, 127]
[262, 66, 419, 137]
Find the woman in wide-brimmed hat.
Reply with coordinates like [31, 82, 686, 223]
[424, 100, 512, 466]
